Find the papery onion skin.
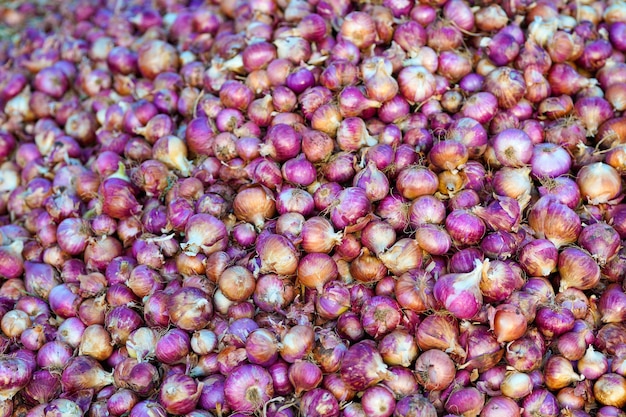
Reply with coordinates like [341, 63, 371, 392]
[394, 393, 437, 417]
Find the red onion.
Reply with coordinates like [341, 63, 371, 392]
[536, 304, 576, 338]
[598, 284, 626, 324]
[577, 162, 622, 204]
[359, 385, 395, 417]
[414, 349, 456, 391]
[0, 356, 32, 401]
[445, 209, 486, 247]
[0, 240, 25, 279]
[233, 185, 276, 230]
[359, 296, 401, 339]
[137, 40, 179, 80]
[460, 322, 504, 372]
[519, 239, 558, 277]
[444, 387, 485, 417]
[481, 396, 520, 417]
[130, 400, 167, 417]
[288, 361, 323, 396]
[315, 281, 350, 320]
[529, 196, 582, 249]
[158, 373, 203, 414]
[253, 274, 295, 313]
[197, 374, 228, 414]
[340, 340, 392, 391]
[398, 65, 436, 103]
[491, 128, 533, 167]
[394, 394, 436, 417]
[224, 364, 274, 413]
[279, 325, 315, 363]
[299, 388, 339, 417]
[395, 269, 436, 313]
[501, 370, 533, 400]
[268, 360, 293, 397]
[22, 369, 61, 405]
[167, 287, 213, 331]
[415, 314, 465, 360]
[327, 187, 370, 230]
[538, 176, 581, 210]
[336, 310, 365, 342]
[61, 356, 114, 393]
[49, 284, 81, 318]
[557, 246, 601, 291]
[578, 345, 609, 380]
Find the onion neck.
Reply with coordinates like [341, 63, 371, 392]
[455, 259, 488, 291]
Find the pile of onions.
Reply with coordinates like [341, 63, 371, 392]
[1, 0, 626, 416]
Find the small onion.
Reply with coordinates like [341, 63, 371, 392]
[300, 388, 339, 417]
[224, 364, 274, 413]
[340, 340, 392, 391]
[577, 162, 622, 204]
[297, 253, 338, 290]
[594, 374, 626, 408]
[414, 349, 456, 391]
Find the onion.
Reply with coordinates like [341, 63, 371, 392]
[137, 40, 179, 80]
[414, 350, 456, 391]
[224, 364, 274, 413]
[61, 356, 114, 393]
[594, 374, 626, 408]
[481, 396, 520, 417]
[300, 388, 339, 417]
[528, 196, 582, 248]
[257, 234, 299, 276]
[445, 387, 485, 417]
[434, 259, 487, 320]
[340, 340, 392, 391]
[378, 330, 418, 367]
[394, 394, 436, 417]
[280, 325, 315, 363]
[233, 184, 276, 230]
[158, 373, 203, 414]
[180, 214, 228, 256]
[577, 162, 622, 204]
[7, 3, 626, 415]
[360, 296, 402, 339]
[558, 247, 601, 291]
[297, 253, 338, 290]
[361, 385, 396, 417]
[500, 371, 533, 399]
[0, 357, 32, 401]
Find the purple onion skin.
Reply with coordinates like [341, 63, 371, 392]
[522, 389, 559, 417]
[224, 364, 274, 413]
[300, 388, 339, 417]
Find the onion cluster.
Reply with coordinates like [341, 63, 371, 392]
[2, 0, 626, 416]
